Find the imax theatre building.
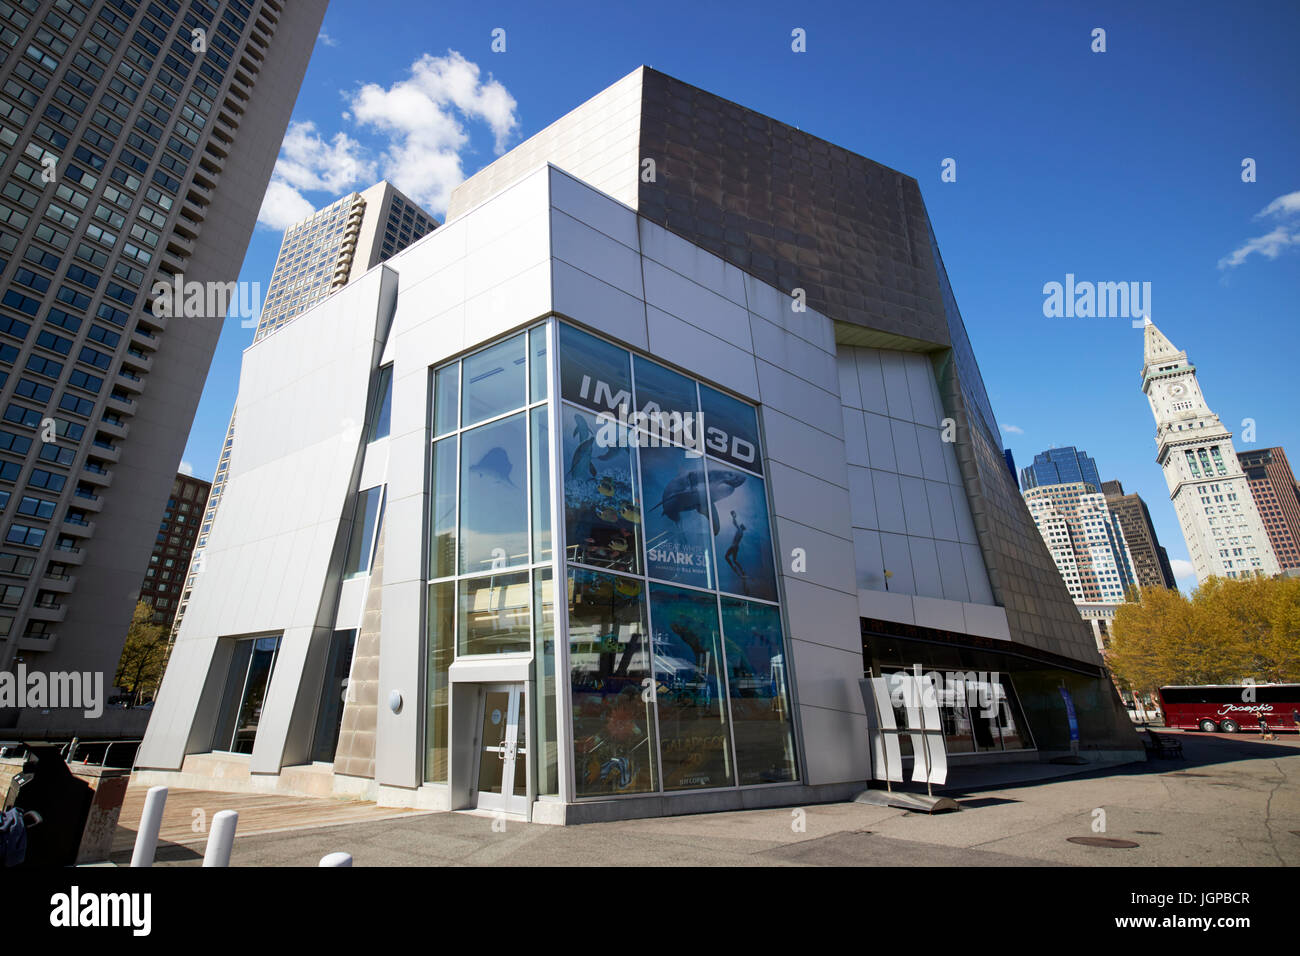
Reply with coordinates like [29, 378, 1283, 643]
[137, 69, 1140, 822]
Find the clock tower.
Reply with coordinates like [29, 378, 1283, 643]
[1141, 320, 1279, 583]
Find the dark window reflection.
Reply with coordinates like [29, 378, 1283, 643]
[719, 598, 797, 784]
[649, 583, 732, 790]
[458, 571, 531, 655]
[213, 635, 282, 754]
[568, 567, 657, 796]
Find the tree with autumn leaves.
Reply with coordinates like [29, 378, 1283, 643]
[1107, 575, 1300, 701]
[113, 600, 171, 705]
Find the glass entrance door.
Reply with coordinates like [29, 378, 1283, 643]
[475, 684, 528, 814]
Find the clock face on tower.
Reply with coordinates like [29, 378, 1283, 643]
[1167, 383, 1187, 398]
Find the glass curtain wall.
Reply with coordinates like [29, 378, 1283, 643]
[558, 323, 798, 797]
[424, 325, 556, 791]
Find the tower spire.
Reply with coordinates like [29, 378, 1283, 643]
[1142, 319, 1184, 373]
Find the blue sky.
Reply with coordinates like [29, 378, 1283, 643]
[180, 0, 1300, 587]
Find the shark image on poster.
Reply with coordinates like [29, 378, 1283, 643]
[640, 443, 714, 589]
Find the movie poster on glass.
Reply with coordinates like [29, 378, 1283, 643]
[640, 442, 714, 589]
[648, 583, 733, 790]
[720, 597, 798, 784]
[568, 567, 657, 796]
[562, 403, 642, 575]
[709, 466, 778, 601]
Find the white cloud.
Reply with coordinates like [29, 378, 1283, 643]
[1255, 190, 1300, 219]
[1218, 225, 1299, 269]
[179, 461, 195, 477]
[275, 121, 375, 194]
[256, 122, 374, 229]
[257, 179, 316, 231]
[318, 31, 339, 47]
[255, 52, 518, 228]
[1170, 558, 1196, 579]
[1219, 189, 1300, 269]
[348, 50, 519, 214]
[1001, 423, 1024, 435]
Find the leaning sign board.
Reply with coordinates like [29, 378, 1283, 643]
[858, 673, 959, 813]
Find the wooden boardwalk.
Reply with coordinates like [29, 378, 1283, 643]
[112, 786, 434, 857]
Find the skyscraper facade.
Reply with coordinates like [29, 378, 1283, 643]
[0, 0, 327, 712]
[1141, 321, 1279, 583]
[256, 181, 435, 339]
[1022, 481, 1138, 652]
[1020, 446, 1102, 492]
[171, 181, 436, 636]
[1023, 482, 1138, 600]
[1101, 479, 1177, 589]
[138, 470, 208, 629]
[1237, 446, 1300, 573]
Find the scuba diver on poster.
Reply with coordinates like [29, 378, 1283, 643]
[724, 509, 749, 590]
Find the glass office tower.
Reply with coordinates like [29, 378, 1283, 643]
[1019, 446, 1103, 492]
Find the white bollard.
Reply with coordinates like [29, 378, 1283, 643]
[202, 810, 238, 867]
[319, 852, 352, 867]
[130, 785, 168, 868]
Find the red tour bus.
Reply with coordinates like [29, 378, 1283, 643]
[1158, 684, 1300, 733]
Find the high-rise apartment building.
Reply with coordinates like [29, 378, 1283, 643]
[256, 181, 435, 339]
[1101, 479, 1177, 589]
[0, 0, 327, 725]
[138, 469, 207, 628]
[1023, 479, 1138, 650]
[1141, 320, 1279, 582]
[1020, 446, 1102, 491]
[1023, 482, 1137, 605]
[171, 181, 436, 635]
[1020, 449, 1139, 651]
[1237, 446, 1300, 572]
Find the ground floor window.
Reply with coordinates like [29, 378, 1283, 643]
[213, 635, 282, 755]
[311, 629, 357, 763]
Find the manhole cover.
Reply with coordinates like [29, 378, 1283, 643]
[1068, 836, 1139, 848]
